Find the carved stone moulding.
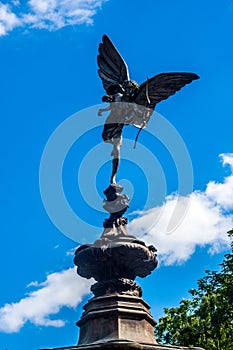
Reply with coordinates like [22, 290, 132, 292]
[77, 294, 157, 345]
[42, 340, 205, 350]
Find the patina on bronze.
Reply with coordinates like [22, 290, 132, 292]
[41, 36, 203, 350]
[97, 34, 199, 185]
[97, 34, 199, 243]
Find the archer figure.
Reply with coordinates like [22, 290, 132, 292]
[97, 35, 199, 184]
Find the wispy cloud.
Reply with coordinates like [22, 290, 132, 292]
[0, 3, 21, 36]
[0, 268, 92, 333]
[0, 0, 107, 36]
[128, 153, 233, 265]
[66, 246, 79, 256]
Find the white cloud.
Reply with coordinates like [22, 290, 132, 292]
[0, 267, 92, 333]
[206, 153, 233, 210]
[66, 246, 79, 255]
[128, 153, 233, 265]
[0, 0, 107, 36]
[0, 3, 21, 36]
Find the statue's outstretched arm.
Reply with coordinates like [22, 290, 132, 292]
[98, 105, 111, 116]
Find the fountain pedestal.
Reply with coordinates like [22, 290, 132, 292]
[41, 185, 204, 350]
[77, 294, 156, 345]
[74, 233, 158, 346]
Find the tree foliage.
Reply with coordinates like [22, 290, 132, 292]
[155, 230, 233, 350]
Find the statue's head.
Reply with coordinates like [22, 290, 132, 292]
[123, 80, 139, 97]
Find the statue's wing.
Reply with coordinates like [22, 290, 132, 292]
[97, 35, 130, 91]
[134, 72, 199, 110]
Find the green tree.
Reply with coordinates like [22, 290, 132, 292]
[155, 230, 233, 350]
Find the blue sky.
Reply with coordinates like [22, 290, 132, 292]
[0, 0, 233, 349]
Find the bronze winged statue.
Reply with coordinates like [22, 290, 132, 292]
[97, 35, 199, 184]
